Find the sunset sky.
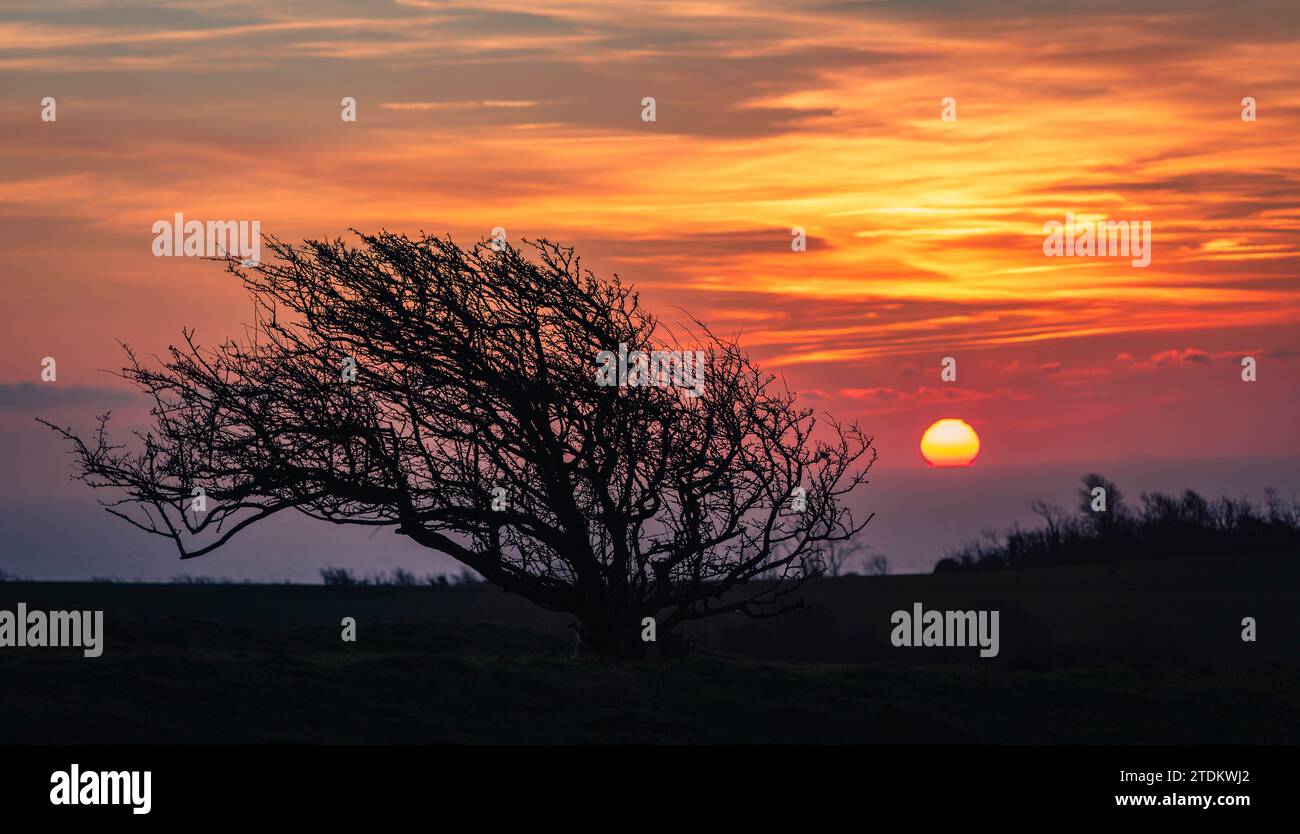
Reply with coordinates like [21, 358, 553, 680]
[1, 0, 1298, 578]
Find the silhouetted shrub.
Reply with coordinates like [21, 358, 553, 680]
[320, 567, 358, 586]
[864, 554, 890, 576]
[935, 476, 1300, 573]
[320, 566, 471, 586]
[450, 569, 485, 586]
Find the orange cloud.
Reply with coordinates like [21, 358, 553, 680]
[1, 0, 1298, 467]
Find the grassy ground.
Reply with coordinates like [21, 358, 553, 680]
[1, 554, 1297, 743]
[2, 617, 1297, 744]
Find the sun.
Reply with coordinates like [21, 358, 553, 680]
[920, 419, 980, 467]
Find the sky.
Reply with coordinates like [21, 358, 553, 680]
[1, 0, 1298, 579]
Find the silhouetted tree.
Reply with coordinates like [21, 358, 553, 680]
[1078, 472, 1125, 535]
[1029, 499, 1068, 547]
[813, 537, 867, 577]
[42, 232, 875, 659]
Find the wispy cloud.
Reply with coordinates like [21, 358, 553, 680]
[0, 383, 134, 412]
[0, 0, 1297, 465]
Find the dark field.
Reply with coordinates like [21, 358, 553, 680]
[2, 554, 1297, 743]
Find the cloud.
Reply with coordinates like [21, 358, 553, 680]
[379, 100, 546, 111]
[838, 385, 996, 412]
[1147, 348, 1213, 367]
[1002, 359, 1107, 383]
[1003, 359, 1062, 374]
[842, 386, 902, 402]
[0, 383, 135, 412]
[1, 0, 1298, 478]
[1119, 346, 1296, 372]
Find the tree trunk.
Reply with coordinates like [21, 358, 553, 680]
[576, 604, 648, 660]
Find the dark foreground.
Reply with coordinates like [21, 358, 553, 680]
[1, 554, 1297, 743]
[4, 619, 1299, 744]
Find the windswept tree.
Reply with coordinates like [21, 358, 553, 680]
[43, 233, 875, 658]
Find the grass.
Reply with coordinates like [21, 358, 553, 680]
[2, 617, 1296, 743]
[1, 554, 1297, 743]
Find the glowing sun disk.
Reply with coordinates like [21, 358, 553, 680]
[920, 419, 980, 467]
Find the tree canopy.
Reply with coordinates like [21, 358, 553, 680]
[44, 233, 876, 657]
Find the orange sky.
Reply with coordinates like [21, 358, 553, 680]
[2, 0, 1298, 474]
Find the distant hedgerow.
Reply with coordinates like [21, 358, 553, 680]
[934, 475, 1300, 573]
